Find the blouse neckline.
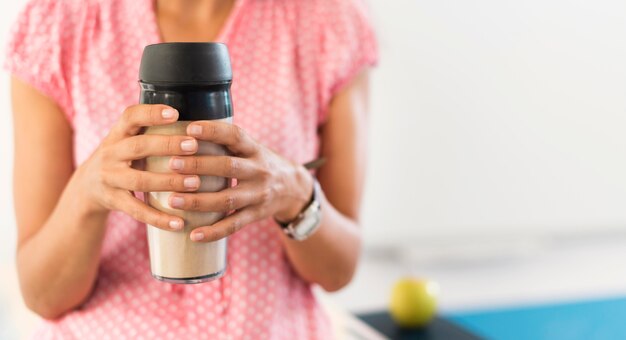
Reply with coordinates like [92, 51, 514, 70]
[144, 0, 246, 45]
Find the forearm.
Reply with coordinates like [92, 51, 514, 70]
[17, 172, 109, 319]
[279, 190, 362, 292]
[278, 71, 370, 292]
[12, 88, 189, 319]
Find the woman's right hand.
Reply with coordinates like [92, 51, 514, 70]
[75, 104, 200, 231]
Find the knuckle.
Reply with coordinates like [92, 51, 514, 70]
[164, 136, 175, 154]
[232, 125, 245, 143]
[228, 220, 240, 235]
[148, 105, 160, 122]
[207, 123, 219, 138]
[258, 166, 271, 181]
[168, 175, 179, 190]
[129, 205, 144, 221]
[121, 106, 135, 125]
[224, 195, 236, 211]
[156, 214, 170, 229]
[192, 157, 201, 173]
[130, 137, 145, 155]
[209, 228, 223, 241]
[147, 212, 164, 228]
[259, 187, 273, 202]
[225, 157, 239, 177]
[191, 196, 201, 210]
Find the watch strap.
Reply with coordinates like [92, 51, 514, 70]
[276, 178, 321, 239]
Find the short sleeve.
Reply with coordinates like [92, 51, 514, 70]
[4, 0, 73, 121]
[317, 0, 379, 123]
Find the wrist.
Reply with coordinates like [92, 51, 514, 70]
[274, 164, 314, 223]
[70, 166, 110, 218]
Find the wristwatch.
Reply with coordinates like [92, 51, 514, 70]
[276, 179, 322, 241]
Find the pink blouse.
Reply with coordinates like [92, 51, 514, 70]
[5, 0, 377, 338]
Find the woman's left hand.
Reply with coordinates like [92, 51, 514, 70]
[167, 121, 314, 242]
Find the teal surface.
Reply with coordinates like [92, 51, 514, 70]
[447, 296, 626, 340]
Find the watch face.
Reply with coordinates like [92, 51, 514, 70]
[293, 213, 321, 240]
[288, 180, 322, 241]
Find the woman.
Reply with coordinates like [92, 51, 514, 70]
[7, 0, 377, 338]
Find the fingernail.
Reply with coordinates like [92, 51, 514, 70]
[180, 139, 197, 152]
[191, 232, 204, 241]
[184, 176, 199, 189]
[170, 158, 184, 170]
[170, 196, 185, 208]
[162, 108, 178, 119]
[188, 125, 202, 136]
[169, 220, 183, 230]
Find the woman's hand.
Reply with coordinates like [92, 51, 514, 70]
[167, 121, 314, 242]
[76, 104, 202, 231]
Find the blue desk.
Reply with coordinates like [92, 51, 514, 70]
[448, 296, 626, 340]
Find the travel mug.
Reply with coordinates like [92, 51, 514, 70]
[139, 43, 233, 284]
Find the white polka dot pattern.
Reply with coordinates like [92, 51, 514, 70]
[5, 0, 377, 338]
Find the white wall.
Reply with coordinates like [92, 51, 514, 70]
[0, 3, 18, 257]
[362, 0, 626, 246]
[0, 2, 22, 339]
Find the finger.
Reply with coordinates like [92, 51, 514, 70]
[113, 191, 184, 231]
[169, 155, 261, 179]
[109, 104, 179, 140]
[169, 186, 263, 212]
[105, 169, 201, 192]
[112, 134, 198, 160]
[190, 206, 262, 242]
[187, 122, 258, 156]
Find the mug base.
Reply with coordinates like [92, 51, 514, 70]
[151, 268, 226, 284]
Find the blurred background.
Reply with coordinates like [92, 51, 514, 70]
[2, 0, 626, 339]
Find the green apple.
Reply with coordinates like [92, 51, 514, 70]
[389, 277, 439, 328]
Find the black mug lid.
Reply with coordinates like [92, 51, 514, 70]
[139, 42, 232, 84]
